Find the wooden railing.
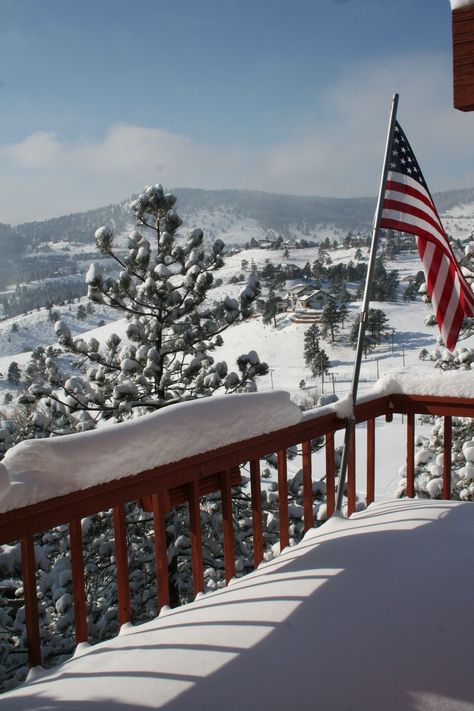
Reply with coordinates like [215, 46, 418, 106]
[0, 392, 472, 672]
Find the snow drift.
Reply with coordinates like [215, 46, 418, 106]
[0, 391, 302, 513]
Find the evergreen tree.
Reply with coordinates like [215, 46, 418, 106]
[367, 308, 390, 344]
[7, 362, 21, 385]
[303, 324, 321, 367]
[311, 348, 330, 377]
[262, 291, 279, 327]
[25, 184, 268, 434]
[76, 304, 88, 320]
[349, 308, 390, 356]
[320, 301, 341, 342]
[349, 318, 376, 357]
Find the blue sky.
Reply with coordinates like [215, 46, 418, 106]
[1, 0, 472, 223]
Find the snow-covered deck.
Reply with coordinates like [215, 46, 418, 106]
[3, 498, 473, 710]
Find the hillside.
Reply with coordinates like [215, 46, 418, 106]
[5, 185, 474, 252]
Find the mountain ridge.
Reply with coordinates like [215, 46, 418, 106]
[2, 184, 474, 249]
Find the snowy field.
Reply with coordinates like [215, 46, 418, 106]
[2, 498, 473, 711]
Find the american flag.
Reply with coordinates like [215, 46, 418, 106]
[380, 121, 474, 351]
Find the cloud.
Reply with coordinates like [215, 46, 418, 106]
[0, 125, 249, 223]
[251, 53, 474, 197]
[1, 51, 474, 223]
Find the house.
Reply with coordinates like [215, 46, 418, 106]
[287, 283, 331, 310]
[294, 288, 332, 310]
[281, 262, 303, 279]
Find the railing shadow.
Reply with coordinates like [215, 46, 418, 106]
[4, 501, 473, 710]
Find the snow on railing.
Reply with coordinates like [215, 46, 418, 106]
[0, 385, 472, 688]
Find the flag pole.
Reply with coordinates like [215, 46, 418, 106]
[334, 93, 399, 514]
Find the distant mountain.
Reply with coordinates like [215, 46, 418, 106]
[4, 185, 474, 252]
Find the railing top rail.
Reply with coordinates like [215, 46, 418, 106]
[0, 392, 472, 543]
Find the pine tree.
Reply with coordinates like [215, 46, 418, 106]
[349, 308, 390, 356]
[27, 184, 268, 433]
[262, 290, 279, 327]
[303, 324, 321, 367]
[367, 308, 390, 344]
[7, 362, 21, 385]
[320, 301, 341, 342]
[311, 348, 330, 377]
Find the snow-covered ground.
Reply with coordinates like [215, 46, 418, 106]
[2, 498, 473, 710]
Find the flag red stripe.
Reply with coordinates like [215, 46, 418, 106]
[445, 304, 465, 351]
[385, 179, 435, 212]
[383, 198, 445, 240]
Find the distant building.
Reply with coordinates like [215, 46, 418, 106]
[294, 289, 332, 311]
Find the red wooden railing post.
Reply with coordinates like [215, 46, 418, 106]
[443, 416, 452, 500]
[347, 428, 356, 516]
[220, 470, 236, 584]
[250, 459, 263, 568]
[21, 536, 41, 668]
[152, 492, 170, 611]
[302, 440, 314, 532]
[326, 433, 335, 517]
[406, 413, 415, 498]
[366, 418, 375, 506]
[69, 518, 88, 644]
[113, 505, 131, 626]
[277, 449, 289, 551]
[188, 480, 204, 596]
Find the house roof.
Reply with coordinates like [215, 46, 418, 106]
[287, 283, 312, 294]
[3, 499, 473, 710]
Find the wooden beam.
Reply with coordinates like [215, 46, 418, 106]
[452, 7, 474, 111]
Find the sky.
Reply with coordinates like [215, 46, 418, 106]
[0, 0, 473, 224]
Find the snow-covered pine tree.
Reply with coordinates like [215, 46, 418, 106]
[26, 184, 267, 434]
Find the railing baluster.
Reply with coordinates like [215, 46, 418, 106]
[326, 433, 335, 517]
[302, 440, 313, 532]
[188, 480, 204, 596]
[348, 427, 356, 516]
[113, 505, 131, 626]
[443, 416, 452, 500]
[152, 492, 170, 611]
[69, 518, 87, 644]
[250, 459, 263, 568]
[277, 449, 289, 551]
[21, 536, 41, 668]
[220, 469, 236, 584]
[366, 418, 375, 506]
[406, 413, 415, 498]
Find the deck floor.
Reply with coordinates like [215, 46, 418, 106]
[3, 499, 474, 710]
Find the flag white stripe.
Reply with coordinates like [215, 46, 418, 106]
[428, 248, 449, 313]
[442, 272, 462, 344]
